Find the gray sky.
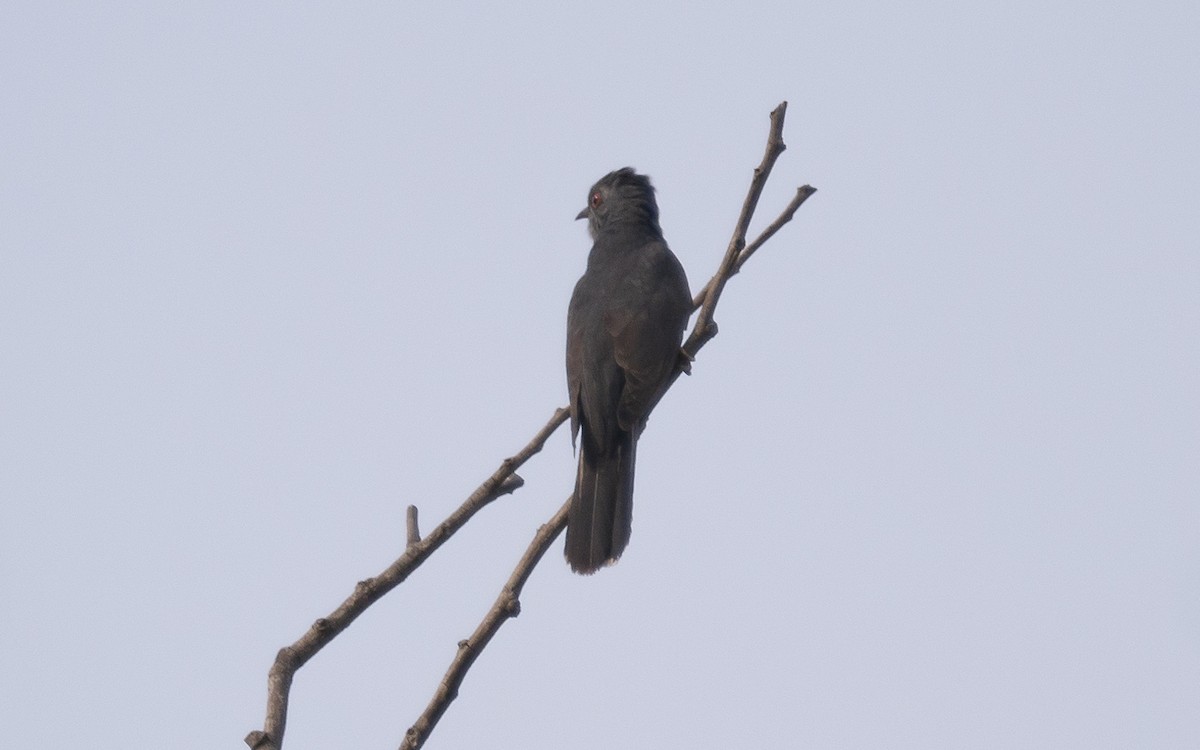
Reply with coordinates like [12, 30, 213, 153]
[3, 3, 1197, 748]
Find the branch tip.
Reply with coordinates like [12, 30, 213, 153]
[406, 505, 421, 547]
[244, 730, 269, 749]
[499, 474, 524, 494]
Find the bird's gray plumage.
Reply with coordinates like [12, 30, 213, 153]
[565, 168, 691, 574]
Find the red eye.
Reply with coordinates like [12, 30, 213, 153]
[590, 191, 603, 208]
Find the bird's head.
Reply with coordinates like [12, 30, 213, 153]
[576, 167, 662, 238]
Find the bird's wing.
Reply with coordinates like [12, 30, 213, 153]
[607, 245, 691, 432]
[568, 275, 624, 457]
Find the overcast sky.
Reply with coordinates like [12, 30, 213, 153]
[2, 3, 1197, 749]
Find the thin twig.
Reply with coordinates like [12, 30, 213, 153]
[648, 105, 813, 412]
[399, 498, 572, 750]
[245, 408, 568, 750]
[688, 100, 790, 352]
[734, 185, 818, 274]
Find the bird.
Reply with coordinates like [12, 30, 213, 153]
[565, 167, 692, 574]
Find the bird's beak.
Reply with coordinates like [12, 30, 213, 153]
[575, 207, 588, 221]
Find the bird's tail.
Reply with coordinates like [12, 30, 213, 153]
[565, 431, 636, 574]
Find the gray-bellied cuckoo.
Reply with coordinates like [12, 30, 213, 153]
[565, 168, 691, 574]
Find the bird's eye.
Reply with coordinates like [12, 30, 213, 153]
[590, 191, 603, 208]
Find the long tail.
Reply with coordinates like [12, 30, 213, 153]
[565, 431, 636, 574]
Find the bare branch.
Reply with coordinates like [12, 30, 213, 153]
[246, 408, 568, 750]
[646, 106, 814, 415]
[399, 498, 572, 750]
[688, 100, 790, 352]
[248, 100, 816, 750]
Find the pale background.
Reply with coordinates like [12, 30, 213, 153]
[2, 3, 1197, 748]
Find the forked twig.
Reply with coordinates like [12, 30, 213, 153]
[246, 408, 567, 750]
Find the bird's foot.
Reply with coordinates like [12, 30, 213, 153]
[677, 348, 695, 375]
